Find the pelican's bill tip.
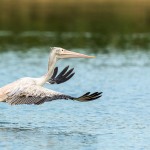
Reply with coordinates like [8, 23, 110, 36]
[88, 55, 96, 58]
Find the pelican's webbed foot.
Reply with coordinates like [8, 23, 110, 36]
[48, 66, 75, 84]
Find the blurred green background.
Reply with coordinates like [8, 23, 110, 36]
[0, 0, 150, 51]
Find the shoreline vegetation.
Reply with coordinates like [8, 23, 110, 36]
[0, 0, 150, 50]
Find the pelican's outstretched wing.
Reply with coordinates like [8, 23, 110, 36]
[48, 66, 75, 84]
[6, 85, 102, 105]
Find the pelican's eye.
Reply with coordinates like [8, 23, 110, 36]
[59, 49, 64, 54]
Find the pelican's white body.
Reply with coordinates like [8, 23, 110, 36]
[0, 77, 37, 102]
[0, 47, 98, 105]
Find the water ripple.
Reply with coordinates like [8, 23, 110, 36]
[0, 49, 150, 150]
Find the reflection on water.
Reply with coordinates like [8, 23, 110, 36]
[0, 125, 98, 149]
[1, 31, 150, 51]
[0, 0, 150, 50]
[0, 49, 150, 150]
[1, 0, 150, 33]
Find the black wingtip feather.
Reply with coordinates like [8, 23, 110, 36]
[57, 66, 70, 78]
[51, 67, 58, 79]
[49, 66, 75, 84]
[75, 91, 102, 102]
[57, 72, 75, 84]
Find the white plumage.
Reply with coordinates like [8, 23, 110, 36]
[0, 47, 102, 105]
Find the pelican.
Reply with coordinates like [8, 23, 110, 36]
[0, 47, 102, 105]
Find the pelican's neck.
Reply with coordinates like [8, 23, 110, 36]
[38, 54, 57, 86]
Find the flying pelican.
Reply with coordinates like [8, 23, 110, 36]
[0, 47, 102, 105]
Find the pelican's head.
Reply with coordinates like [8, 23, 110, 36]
[50, 47, 95, 59]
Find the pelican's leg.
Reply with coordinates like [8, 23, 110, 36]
[48, 66, 75, 84]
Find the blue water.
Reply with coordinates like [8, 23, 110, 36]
[0, 49, 150, 150]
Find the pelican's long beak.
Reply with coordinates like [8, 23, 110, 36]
[60, 49, 95, 59]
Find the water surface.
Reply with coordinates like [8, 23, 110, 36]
[0, 49, 150, 150]
[0, 1, 150, 149]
